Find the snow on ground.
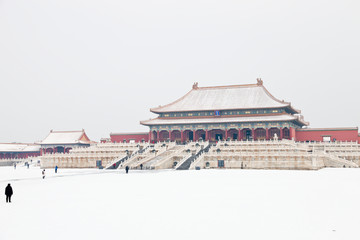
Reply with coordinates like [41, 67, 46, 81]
[1, 166, 360, 240]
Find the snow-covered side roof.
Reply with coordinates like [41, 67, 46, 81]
[151, 82, 299, 113]
[141, 114, 307, 126]
[40, 130, 91, 145]
[297, 127, 358, 132]
[110, 132, 149, 135]
[23, 145, 41, 152]
[0, 143, 41, 152]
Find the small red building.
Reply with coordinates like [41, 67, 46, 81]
[110, 132, 149, 143]
[39, 130, 92, 154]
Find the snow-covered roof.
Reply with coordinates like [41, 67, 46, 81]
[0, 143, 40, 152]
[23, 145, 42, 152]
[110, 132, 149, 135]
[40, 130, 91, 145]
[151, 82, 299, 113]
[297, 127, 358, 132]
[141, 114, 306, 126]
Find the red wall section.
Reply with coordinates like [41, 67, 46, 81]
[296, 128, 359, 142]
[110, 133, 149, 143]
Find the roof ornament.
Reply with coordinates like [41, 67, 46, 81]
[192, 82, 199, 89]
[256, 78, 263, 86]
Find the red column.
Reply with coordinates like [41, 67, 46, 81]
[266, 128, 269, 140]
[225, 129, 228, 140]
[193, 130, 196, 141]
[168, 130, 172, 141]
[205, 129, 208, 141]
[280, 128, 283, 140]
[238, 129, 242, 141]
[252, 128, 255, 140]
[157, 130, 160, 142]
[290, 127, 295, 140]
[181, 130, 184, 143]
[53, 147, 56, 153]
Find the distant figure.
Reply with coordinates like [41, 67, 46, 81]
[125, 166, 129, 174]
[42, 169, 46, 179]
[5, 184, 13, 203]
[140, 164, 143, 170]
[55, 165, 58, 173]
[14, 163, 16, 169]
[113, 163, 116, 169]
[27, 162, 29, 169]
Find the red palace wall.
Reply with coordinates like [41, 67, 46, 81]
[296, 128, 360, 142]
[110, 133, 149, 143]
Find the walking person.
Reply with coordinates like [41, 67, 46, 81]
[42, 169, 46, 179]
[125, 166, 129, 174]
[55, 165, 58, 173]
[14, 163, 16, 169]
[140, 163, 143, 170]
[5, 184, 13, 203]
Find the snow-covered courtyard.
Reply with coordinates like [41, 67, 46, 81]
[1, 166, 360, 240]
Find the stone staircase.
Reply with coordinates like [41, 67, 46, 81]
[177, 143, 211, 170]
[143, 145, 181, 169]
[105, 145, 150, 169]
[124, 142, 176, 169]
[105, 154, 129, 169]
[321, 152, 358, 168]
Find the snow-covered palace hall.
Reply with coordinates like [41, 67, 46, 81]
[142, 79, 308, 142]
[2, 79, 360, 170]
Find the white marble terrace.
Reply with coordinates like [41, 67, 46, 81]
[39, 140, 360, 170]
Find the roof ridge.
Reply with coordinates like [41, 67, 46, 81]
[51, 130, 84, 133]
[197, 83, 259, 90]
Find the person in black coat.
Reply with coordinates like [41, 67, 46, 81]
[5, 184, 13, 203]
[125, 166, 129, 174]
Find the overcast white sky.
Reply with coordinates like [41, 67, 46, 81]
[0, 0, 359, 143]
